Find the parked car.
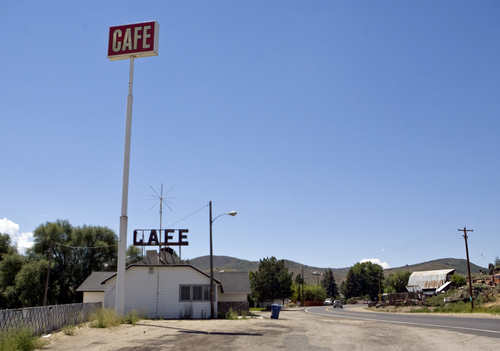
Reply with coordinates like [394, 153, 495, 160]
[333, 300, 343, 308]
[324, 298, 332, 306]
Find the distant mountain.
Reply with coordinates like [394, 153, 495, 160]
[188, 255, 350, 285]
[384, 258, 486, 277]
[188, 255, 487, 284]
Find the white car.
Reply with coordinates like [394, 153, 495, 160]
[324, 298, 332, 306]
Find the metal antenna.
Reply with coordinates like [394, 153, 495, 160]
[149, 183, 174, 258]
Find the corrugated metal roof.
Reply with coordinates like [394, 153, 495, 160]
[436, 281, 453, 293]
[407, 269, 454, 290]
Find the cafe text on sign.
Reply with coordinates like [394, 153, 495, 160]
[133, 229, 188, 247]
[108, 21, 159, 61]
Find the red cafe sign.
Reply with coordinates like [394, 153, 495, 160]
[108, 21, 159, 61]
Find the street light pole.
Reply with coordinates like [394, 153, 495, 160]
[209, 201, 237, 319]
[210, 202, 213, 318]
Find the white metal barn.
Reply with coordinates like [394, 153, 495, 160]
[406, 269, 455, 295]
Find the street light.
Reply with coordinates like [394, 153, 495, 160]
[312, 271, 321, 285]
[209, 201, 237, 318]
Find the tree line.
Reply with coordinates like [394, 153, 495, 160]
[0, 220, 141, 309]
[3, 221, 497, 309]
[249, 257, 500, 305]
[250, 258, 388, 305]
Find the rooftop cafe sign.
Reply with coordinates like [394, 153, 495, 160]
[108, 21, 159, 61]
[133, 229, 189, 247]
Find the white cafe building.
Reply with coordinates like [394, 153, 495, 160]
[77, 250, 251, 319]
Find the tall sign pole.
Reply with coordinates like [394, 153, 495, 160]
[116, 57, 134, 315]
[108, 21, 159, 315]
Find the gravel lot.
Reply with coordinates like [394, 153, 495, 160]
[44, 308, 500, 351]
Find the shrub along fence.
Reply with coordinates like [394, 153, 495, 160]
[0, 302, 101, 335]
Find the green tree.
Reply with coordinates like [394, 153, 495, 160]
[250, 257, 293, 303]
[0, 232, 21, 306]
[0, 233, 17, 260]
[339, 280, 347, 298]
[321, 268, 338, 298]
[303, 284, 327, 302]
[126, 245, 142, 265]
[0, 252, 25, 308]
[344, 261, 384, 300]
[494, 256, 500, 273]
[384, 271, 411, 293]
[29, 220, 118, 305]
[14, 259, 56, 307]
[451, 273, 467, 287]
[488, 263, 495, 275]
[294, 273, 305, 302]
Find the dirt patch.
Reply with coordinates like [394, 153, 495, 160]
[41, 309, 500, 351]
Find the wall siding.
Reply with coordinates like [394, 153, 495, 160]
[218, 293, 247, 302]
[83, 291, 104, 303]
[104, 266, 216, 319]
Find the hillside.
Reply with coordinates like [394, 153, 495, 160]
[189, 256, 487, 284]
[383, 258, 485, 277]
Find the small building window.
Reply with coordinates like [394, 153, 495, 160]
[179, 285, 210, 301]
[193, 286, 203, 300]
[148, 268, 154, 274]
[180, 286, 191, 301]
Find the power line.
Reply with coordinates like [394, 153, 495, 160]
[468, 238, 490, 265]
[54, 242, 118, 249]
[166, 204, 208, 228]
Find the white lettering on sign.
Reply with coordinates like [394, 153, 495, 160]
[133, 27, 142, 50]
[112, 29, 122, 52]
[122, 28, 132, 51]
[142, 25, 151, 49]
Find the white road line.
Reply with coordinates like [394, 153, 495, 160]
[305, 308, 500, 335]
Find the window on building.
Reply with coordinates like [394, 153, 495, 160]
[180, 286, 191, 301]
[179, 285, 210, 301]
[193, 286, 203, 300]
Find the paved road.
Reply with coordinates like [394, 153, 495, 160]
[306, 305, 500, 338]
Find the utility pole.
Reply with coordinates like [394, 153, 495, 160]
[43, 241, 54, 306]
[301, 267, 304, 307]
[378, 273, 382, 302]
[459, 227, 474, 310]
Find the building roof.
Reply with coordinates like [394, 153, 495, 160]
[214, 272, 251, 294]
[407, 269, 455, 290]
[132, 249, 182, 265]
[76, 267, 251, 295]
[436, 281, 455, 293]
[76, 265, 223, 292]
[76, 272, 115, 292]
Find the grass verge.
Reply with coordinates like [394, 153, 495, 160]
[89, 307, 123, 328]
[0, 328, 49, 351]
[62, 324, 76, 335]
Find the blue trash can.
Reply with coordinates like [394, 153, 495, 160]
[270, 304, 282, 319]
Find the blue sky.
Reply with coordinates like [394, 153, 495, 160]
[1, 1, 499, 270]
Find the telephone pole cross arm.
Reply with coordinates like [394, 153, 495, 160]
[459, 227, 474, 310]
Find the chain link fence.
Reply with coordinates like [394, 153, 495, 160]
[0, 302, 101, 335]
